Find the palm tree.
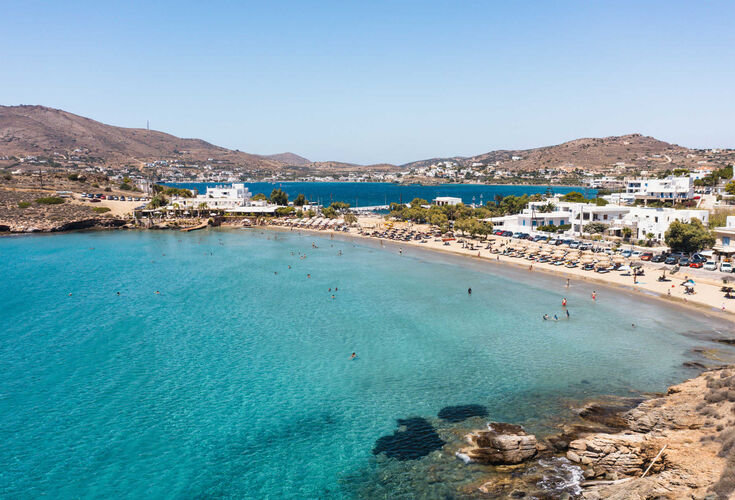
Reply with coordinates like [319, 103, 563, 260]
[197, 202, 208, 218]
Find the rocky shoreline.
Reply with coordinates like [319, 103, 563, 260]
[457, 366, 735, 499]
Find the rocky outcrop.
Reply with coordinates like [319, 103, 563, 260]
[461, 422, 539, 465]
[565, 366, 735, 499]
[566, 432, 657, 479]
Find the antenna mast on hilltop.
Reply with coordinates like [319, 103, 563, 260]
[147, 120, 150, 131]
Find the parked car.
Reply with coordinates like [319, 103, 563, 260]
[631, 250, 643, 259]
[569, 241, 580, 249]
[664, 256, 678, 265]
[621, 250, 632, 258]
[651, 254, 666, 263]
[721, 262, 733, 273]
[579, 243, 592, 251]
[678, 257, 690, 266]
[689, 261, 703, 269]
[502, 231, 513, 237]
[640, 252, 653, 261]
[703, 261, 718, 271]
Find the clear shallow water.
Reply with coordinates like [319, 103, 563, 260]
[0, 229, 729, 499]
[171, 181, 592, 207]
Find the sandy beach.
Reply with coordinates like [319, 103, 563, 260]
[263, 215, 735, 322]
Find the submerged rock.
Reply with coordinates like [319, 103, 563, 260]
[437, 404, 488, 423]
[461, 422, 539, 465]
[372, 417, 445, 461]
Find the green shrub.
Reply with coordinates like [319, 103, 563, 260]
[67, 173, 79, 181]
[93, 206, 111, 214]
[35, 196, 65, 205]
[18, 201, 31, 208]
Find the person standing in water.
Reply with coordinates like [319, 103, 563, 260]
[592, 290, 597, 300]
[562, 297, 567, 307]
[566, 309, 570, 318]
[468, 287, 472, 295]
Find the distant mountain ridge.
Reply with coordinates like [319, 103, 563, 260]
[0, 105, 723, 175]
[0, 105, 301, 169]
[401, 134, 695, 172]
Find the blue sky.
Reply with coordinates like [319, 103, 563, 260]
[2, 1, 733, 164]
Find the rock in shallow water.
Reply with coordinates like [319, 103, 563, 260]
[437, 404, 489, 423]
[460, 422, 539, 465]
[372, 417, 445, 461]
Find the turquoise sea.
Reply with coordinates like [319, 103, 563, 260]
[171, 182, 593, 207]
[1, 229, 731, 498]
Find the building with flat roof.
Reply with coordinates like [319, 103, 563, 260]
[713, 216, 735, 261]
[625, 176, 694, 202]
[433, 196, 463, 206]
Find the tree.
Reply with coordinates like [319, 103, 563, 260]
[536, 202, 555, 213]
[329, 201, 351, 212]
[293, 193, 307, 206]
[725, 181, 735, 195]
[270, 188, 288, 206]
[560, 191, 586, 203]
[252, 193, 267, 201]
[409, 198, 428, 208]
[148, 194, 168, 208]
[664, 219, 715, 254]
[583, 222, 609, 234]
[275, 206, 295, 216]
[343, 213, 358, 225]
[322, 206, 337, 218]
[621, 227, 633, 240]
[428, 211, 448, 227]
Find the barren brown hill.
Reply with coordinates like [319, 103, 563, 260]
[402, 134, 707, 172]
[0, 105, 286, 169]
[263, 152, 311, 166]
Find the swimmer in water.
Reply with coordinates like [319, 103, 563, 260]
[554, 314, 558, 321]
[307, 274, 311, 278]
[350, 352, 356, 360]
[331, 295, 335, 299]
[468, 287, 472, 295]
[591, 291, 597, 300]
[543, 314, 549, 321]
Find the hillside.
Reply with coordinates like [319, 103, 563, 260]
[402, 134, 710, 172]
[0, 105, 287, 169]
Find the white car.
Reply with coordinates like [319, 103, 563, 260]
[721, 262, 733, 273]
[631, 251, 642, 259]
[703, 261, 717, 271]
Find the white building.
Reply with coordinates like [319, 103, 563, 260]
[487, 196, 706, 241]
[612, 207, 709, 241]
[169, 183, 279, 213]
[433, 196, 463, 206]
[625, 176, 694, 202]
[488, 198, 629, 236]
[714, 216, 735, 261]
